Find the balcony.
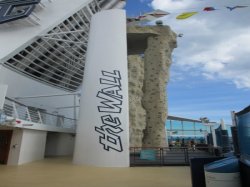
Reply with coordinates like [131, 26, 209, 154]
[0, 97, 76, 133]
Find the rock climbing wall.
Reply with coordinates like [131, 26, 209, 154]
[127, 26, 177, 147]
[128, 55, 146, 147]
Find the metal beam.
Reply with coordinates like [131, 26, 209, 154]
[167, 115, 202, 123]
[15, 93, 80, 99]
[56, 105, 80, 109]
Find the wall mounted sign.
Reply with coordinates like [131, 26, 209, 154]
[0, 0, 40, 24]
[95, 70, 124, 152]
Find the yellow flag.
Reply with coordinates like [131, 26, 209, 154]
[176, 12, 198, 19]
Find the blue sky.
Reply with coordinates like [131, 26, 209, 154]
[126, 0, 250, 124]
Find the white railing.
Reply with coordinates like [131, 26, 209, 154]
[0, 110, 7, 123]
[2, 97, 76, 130]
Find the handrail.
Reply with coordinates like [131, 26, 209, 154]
[5, 97, 27, 107]
[129, 146, 227, 166]
[5, 97, 76, 121]
[3, 97, 76, 129]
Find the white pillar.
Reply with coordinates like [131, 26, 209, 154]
[114, 1, 126, 9]
[211, 127, 217, 147]
[0, 65, 8, 110]
[231, 111, 236, 127]
[0, 84, 8, 110]
[220, 119, 226, 130]
[73, 10, 129, 167]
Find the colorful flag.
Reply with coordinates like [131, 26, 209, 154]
[139, 9, 169, 21]
[226, 5, 248, 11]
[176, 12, 198, 19]
[203, 7, 216, 11]
[127, 9, 169, 25]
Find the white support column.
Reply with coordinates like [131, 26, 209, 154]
[0, 84, 8, 110]
[37, 111, 43, 124]
[26, 107, 31, 121]
[12, 102, 19, 119]
[73, 10, 129, 167]
[0, 65, 8, 110]
[220, 119, 226, 130]
[231, 111, 237, 127]
[114, 1, 126, 9]
[211, 127, 217, 147]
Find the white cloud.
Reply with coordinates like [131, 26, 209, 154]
[151, 0, 193, 11]
[204, 62, 225, 72]
[233, 76, 250, 89]
[202, 72, 215, 80]
[183, 28, 250, 89]
[151, 0, 250, 89]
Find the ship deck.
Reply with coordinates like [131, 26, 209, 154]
[0, 157, 192, 187]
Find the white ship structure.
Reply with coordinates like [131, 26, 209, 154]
[0, 0, 126, 165]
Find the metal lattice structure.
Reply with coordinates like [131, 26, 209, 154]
[3, 0, 125, 91]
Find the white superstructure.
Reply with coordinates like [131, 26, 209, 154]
[0, 0, 126, 165]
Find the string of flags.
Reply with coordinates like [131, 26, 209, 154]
[176, 5, 249, 20]
[127, 5, 249, 24]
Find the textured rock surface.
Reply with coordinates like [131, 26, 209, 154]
[127, 26, 177, 147]
[128, 55, 146, 147]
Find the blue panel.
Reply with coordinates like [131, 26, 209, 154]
[236, 105, 250, 156]
[207, 133, 213, 145]
[140, 150, 156, 161]
[204, 156, 239, 173]
[215, 125, 222, 146]
[215, 125, 230, 152]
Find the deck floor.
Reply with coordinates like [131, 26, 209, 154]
[0, 157, 192, 187]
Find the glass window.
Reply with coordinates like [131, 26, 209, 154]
[227, 126, 232, 137]
[166, 120, 171, 130]
[183, 121, 194, 131]
[171, 120, 182, 131]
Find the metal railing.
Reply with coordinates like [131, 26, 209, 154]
[0, 110, 7, 123]
[130, 146, 221, 166]
[2, 97, 76, 130]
